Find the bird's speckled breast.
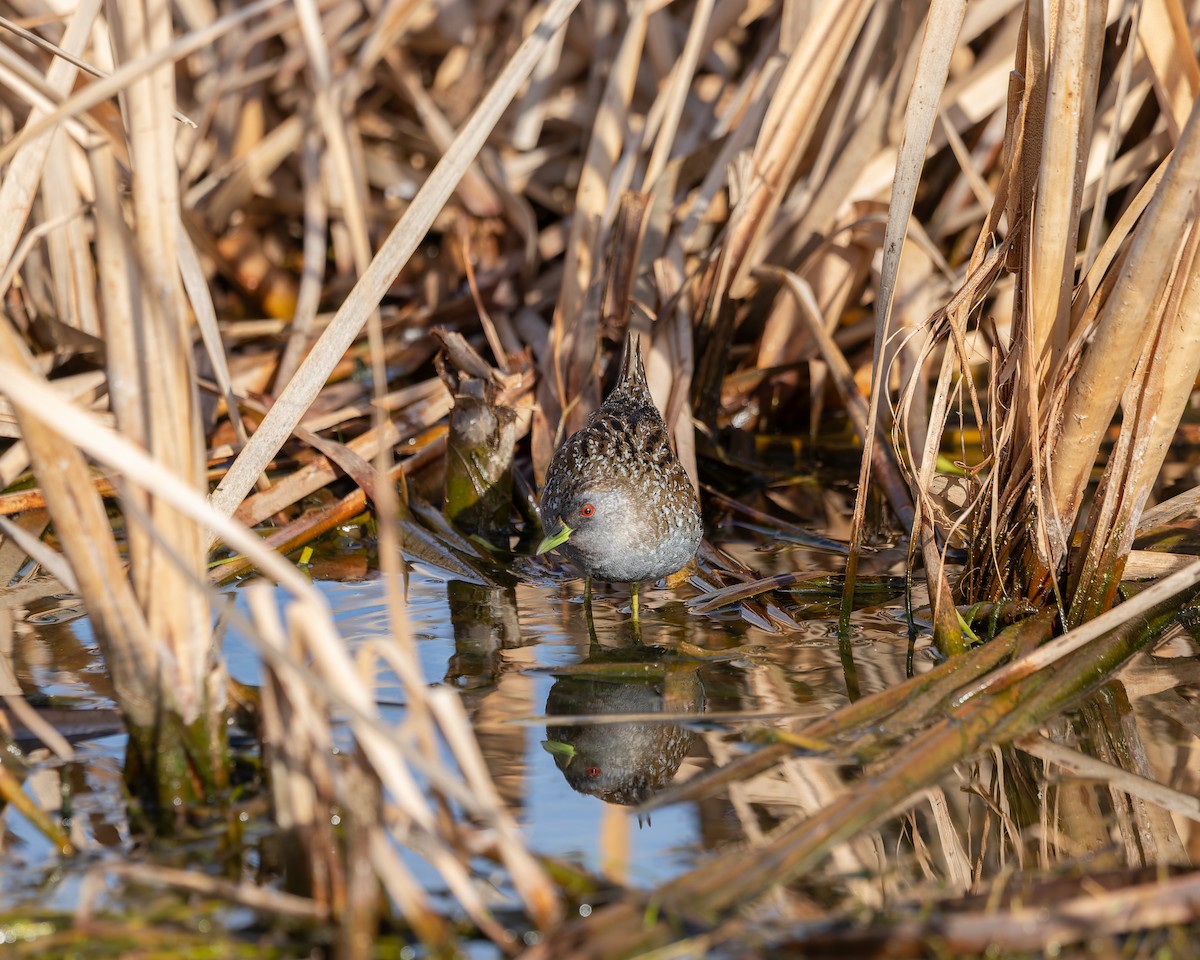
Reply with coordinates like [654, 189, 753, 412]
[538, 338, 702, 584]
[541, 423, 700, 581]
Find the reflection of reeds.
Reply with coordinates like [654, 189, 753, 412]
[250, 583, 561, 950]
[533, 585, 1200, 957]
[1, 0, 1199, 952]
[0, 361, 562, 945]
[872, 2, 1200, 643]
[0, 0, 227, 811]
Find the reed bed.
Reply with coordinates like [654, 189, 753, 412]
[0, 0, 1199, 955]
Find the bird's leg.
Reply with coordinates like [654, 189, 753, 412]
[630, 581, 640, 623]
[584, 577, 595, 633]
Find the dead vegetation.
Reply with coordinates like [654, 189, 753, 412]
[1, 0, 1200, 955]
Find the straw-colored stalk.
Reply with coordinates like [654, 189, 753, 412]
[207, 0, 583, 521]
[0, 351, 561, 942]
[530, 563, 1200, 957]
[100, 0, 227, 805]
[0, 0, 227, 814]
[879, 0, 1200, 639]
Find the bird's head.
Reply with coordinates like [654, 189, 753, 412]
[537, 486, 632, 560]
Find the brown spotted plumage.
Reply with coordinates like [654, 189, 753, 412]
[538, 333, 701, 608]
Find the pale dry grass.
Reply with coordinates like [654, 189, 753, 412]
[2, 0, 1200, 953]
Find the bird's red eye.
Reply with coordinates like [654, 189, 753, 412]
[586, 766, 601, 778]
[580, 503, 595, 518]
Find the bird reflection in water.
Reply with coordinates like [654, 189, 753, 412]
[542, 641, 703, 807]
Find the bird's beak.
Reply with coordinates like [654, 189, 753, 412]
[537, 521, 573, 554]
[541, 739, 575, 759]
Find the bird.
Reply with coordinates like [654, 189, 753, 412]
[541, 654, 702, 806]
[537, 331, 702, 620]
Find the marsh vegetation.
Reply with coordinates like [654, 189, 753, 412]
[1, 0, 1200, 956]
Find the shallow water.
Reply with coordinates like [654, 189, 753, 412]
[0, 531, 919, 909]
[6, 524, 1198, 949]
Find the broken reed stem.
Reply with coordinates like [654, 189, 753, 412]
[642, 610, 1044, 814]
[0, 0, 284, 170]
[3, 0, 1200, 949]
[0, 759, 74, 854]
[209, 0, 583, 522]
[538, 581, 1197, 959]
[840, 0, 965, 640]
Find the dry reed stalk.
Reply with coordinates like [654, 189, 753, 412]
[826, 0, 965, 647]
[273, 125, 327, 389]
[231, 391, 451, 526]
[2, 0, 236, 794]
[844, 0, 1200, 645]
[1048, 97, 1200, 548]
[1019, 732, 1200, 822]
[213, 433, 450, 585]
[0, 758, 74, 854]
[724, 0, 871, 300]
[96, 0, 227, 801]
[426, 687, 562, 928]
[0, 509, 51, 574]
[535, 574, 1200, 957]
[179, 223, 255, 454]
[755, 264, 914, 532]
[0, 615, 74, 765]
[0, 0, 284, 169]
[1027, 0, 1104, 382]
[1083, 686, 1188, 864]
[1139, 0, 1199, 141]
[251, 584, 348, 912]
[208, 0, 582, 520]
[541, 0, 648, 452]
[0, 1, 99, 276]
[0, 348, 555, 939]
[894, 240, 1007, 642]
[1066, 224, 1200, 623]
[793, 869, 1200, 955]
[0, 513, 76, 597]
[290, 608, 549, 944]
[79, 862, 330, 922]
[0, 327, 158, 726]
